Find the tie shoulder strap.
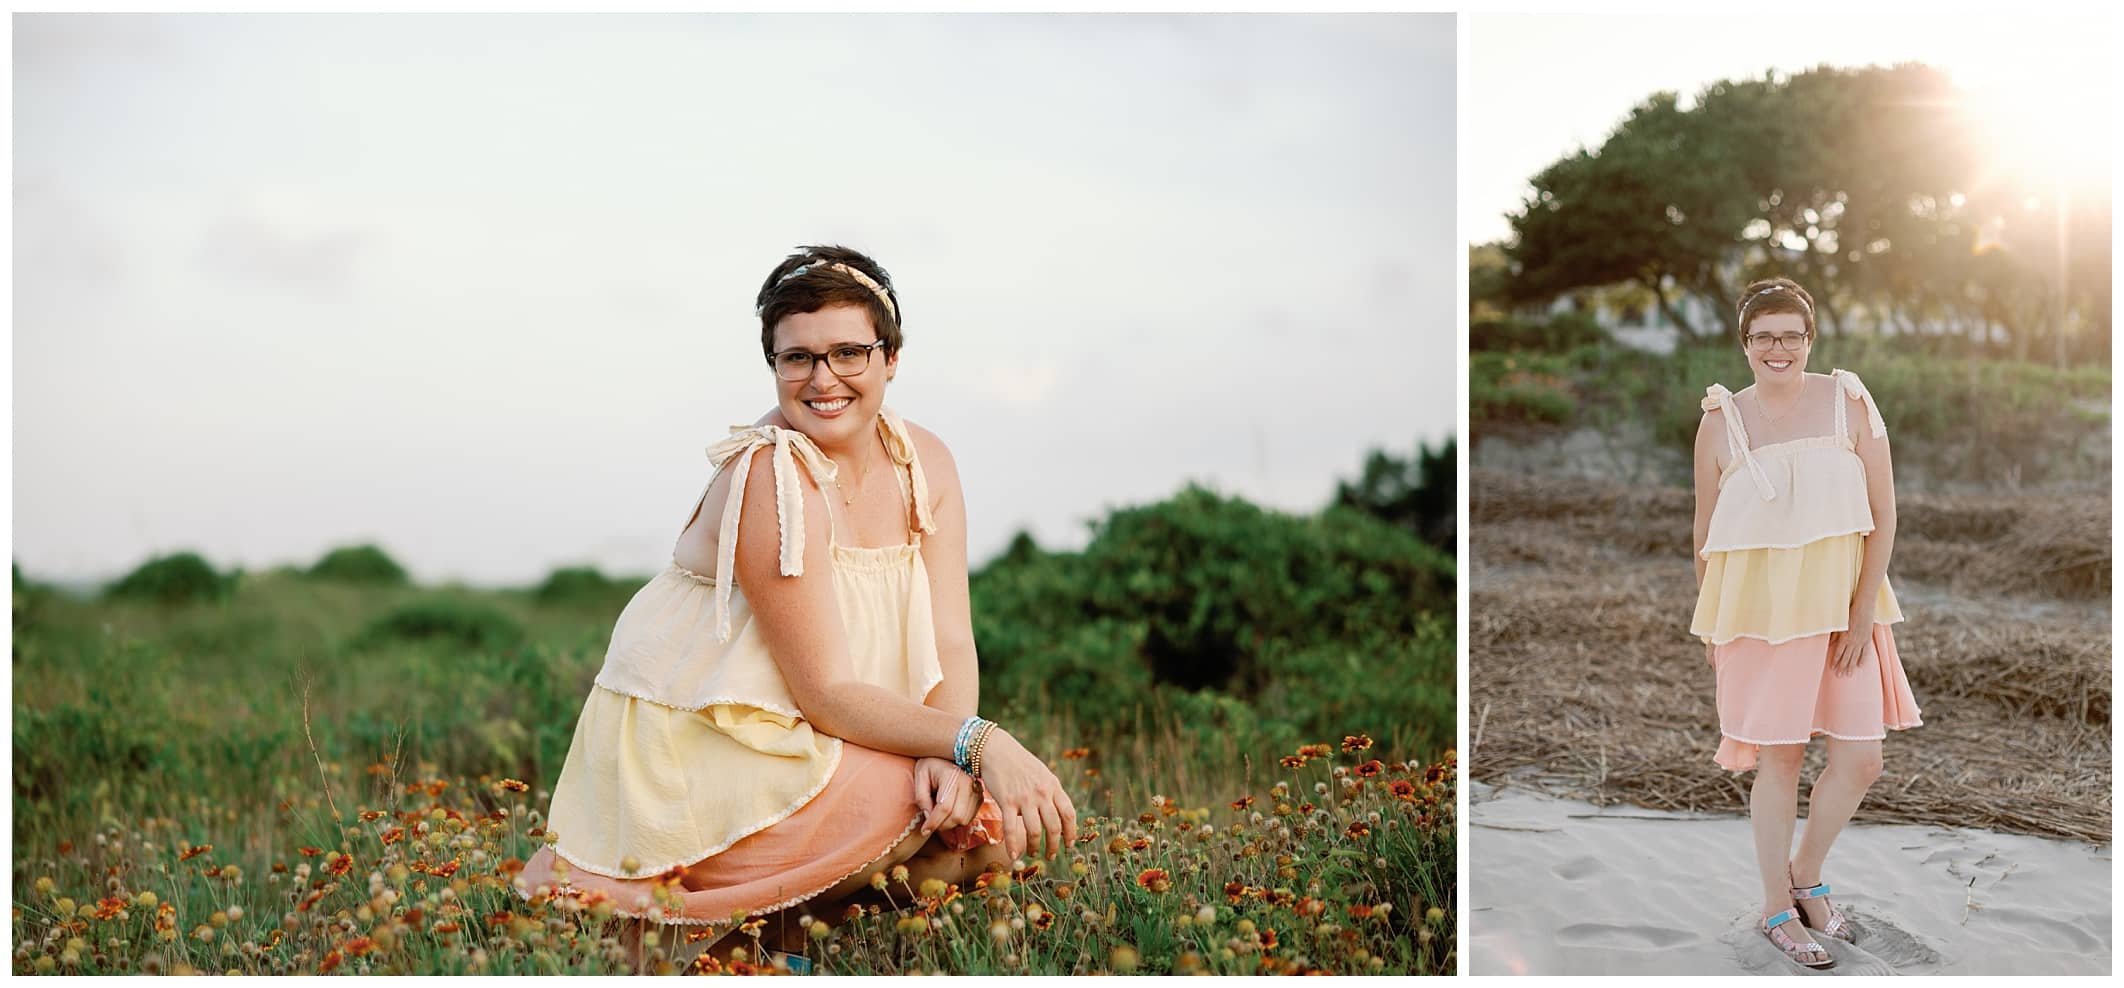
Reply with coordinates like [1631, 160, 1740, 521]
[1831, 369, 1888, 444]
[875, 407, 937, 544]
[1702, 384, 1775, 501]
[701, 425, 839, 641]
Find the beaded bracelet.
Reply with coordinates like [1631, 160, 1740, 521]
[954, 716, 989, 773]
[968, 720, 999, 780]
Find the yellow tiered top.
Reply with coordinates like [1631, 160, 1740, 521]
[1690, 371, 1902, 646]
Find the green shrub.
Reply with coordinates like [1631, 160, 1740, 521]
[1471, 311, 1611, 352]
[104, 552, 231, 606]
[359, 599, 524, 651]
[308, 544, 410, 585]
[533, 566, 635, 610]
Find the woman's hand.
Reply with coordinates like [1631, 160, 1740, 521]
[972, 729, 1078, 860]
[912, 757, 980, 836]
[1828, 607, 1876, 677]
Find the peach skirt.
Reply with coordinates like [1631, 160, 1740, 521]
[1712, 622, 1923, 772]
[515, 743, 1000, 926]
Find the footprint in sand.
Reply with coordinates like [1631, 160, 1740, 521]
[1552, 855, 1604, 881]
[1555, 922, 1694, 949]
[1723, 907, 1938, 975]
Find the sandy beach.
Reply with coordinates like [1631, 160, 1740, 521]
[1469, 783, 2112, 975]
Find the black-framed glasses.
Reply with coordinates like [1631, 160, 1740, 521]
[767, 340, 888, 381]
[1745, 332, 1811, 352]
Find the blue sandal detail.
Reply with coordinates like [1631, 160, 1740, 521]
[1762, 907, 1836, 969]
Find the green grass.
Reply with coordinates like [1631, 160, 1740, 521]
[11, 488, 1456, 975]
[1471, 335, 2111, 489]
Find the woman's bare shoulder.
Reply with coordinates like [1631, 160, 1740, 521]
[900, 418, 962, 488]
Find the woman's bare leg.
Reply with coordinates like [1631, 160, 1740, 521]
[1790, 737, 1883, 925]
[1750, 743, 1824, 963]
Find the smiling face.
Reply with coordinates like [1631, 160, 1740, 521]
[769, 304, 897, 450]
[1742, 311, 1811, 383]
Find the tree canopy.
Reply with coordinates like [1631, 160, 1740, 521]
[1500, 63, 2111, 364]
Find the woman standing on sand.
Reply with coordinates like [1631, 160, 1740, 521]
[1689, 277, 1923, 970]
[515, 245, 1079, 971]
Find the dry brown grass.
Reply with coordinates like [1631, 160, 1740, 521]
[1470, 468, 2111, 843]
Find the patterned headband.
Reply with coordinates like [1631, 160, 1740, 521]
[760, 260, 899, 324]
[1739, 284, 1812, 320]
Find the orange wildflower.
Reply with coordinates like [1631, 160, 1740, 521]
[326, 853, 354, 876]
[497, 858, 525, 876]
[298, 847, 324, 858]
[1347, 904, 1375, 919]
[1062, 748, 1091, 760]
[1260, 927, 1279, 951]
[1390, 780, 1418, 801]
[1299, 743, 1333, 759]
[359, 810, 386, 822]
[1135, 869, 1171, 894]
[430, 859, 460, 878]
[344, 937, 376, 957]
[431, 921, 461, 935]
[1224, 880, 1248, 904]
[1356, 760, 1383, 778]
[179, 845, 212, 861]
[319, 950, 343, 974]
[1230, 796, 1255, 810]
[1341, 734, 1373, 753]
[1424, 763, 1449, 786]
[1279, 755, 1308, 769]
[93, 897, 128, 920]
[1129, 837, 1152, 852]
[500, 778, 530, 792]
[379, 828, 404, 846]
[1345, 821, 1371, 839]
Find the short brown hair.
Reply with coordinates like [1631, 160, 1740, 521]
[1735, 277, 1815, 344]
[754, 245, 903, 361]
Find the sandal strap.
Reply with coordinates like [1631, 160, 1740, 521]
[1763, 908, 1802, 929]
[1791, 881, 1833, 899]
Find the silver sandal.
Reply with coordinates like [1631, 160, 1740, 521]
[1761, 907, 1836, 969]
[1790, 879, 1857, 943]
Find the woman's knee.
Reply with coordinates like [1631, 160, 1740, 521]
[1755, 744, 1807, 777]
[1829, 741, 1883, 784]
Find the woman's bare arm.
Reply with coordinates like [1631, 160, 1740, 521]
[1848, 392, 1897, 617]
[1692, 409, 1726, 589]
[908, 423, 978, 719]
[731, 445, 962, 758]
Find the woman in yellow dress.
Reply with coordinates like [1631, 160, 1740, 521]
[516, 245, 1079, 970]
[1691, 278, 1922, 970]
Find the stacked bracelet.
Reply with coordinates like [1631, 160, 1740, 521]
[951, 718, 989, 769]
[968, 720, 999, 780]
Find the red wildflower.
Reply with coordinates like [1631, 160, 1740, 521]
[1230, 796, 1255, 811]
[1356, 760, 1383, 779]
[179, 845, 212, 861]
[500, 778, 529, 792]
[497, 858, 525, 876]
[359, 810, 385, 822]
[430, 859, 460, 878]
[1345, 821, 1372, 839]
[379, 828, 404, 846]
[1390, 780, 1418, 801]
[319, 950, 343, 974]
[1299, 802, 1316, 814]
[1424, 763, 1449, 786]
[1225, 880, 1247, 904]
[1135, 869, 1171, 893]
[1279, 755, 1308, 769]
[1062, 748, 1092, 760]
[1341, 734, 1373, 753]
[485, 912, 514, 927]
[424, 780, 448, 797]
[1013, 862, 1043, 881]
[1299, 744, 1333, 759]
[1129, 837, 1152, 851]
[325, 853, 353, 876]
[1260, 927, 1279, 951]
[431, 921, 461, 935]
[344, 937, 376, 957]
[93, 897, 128, 920]
[298, 847, 324, 858]
[1347, 904, 1375, 920]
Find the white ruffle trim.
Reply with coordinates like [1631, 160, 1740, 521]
[547, 735, 844, 879]
[585, 678, 807, 720]
[1697, 525, 1876, 559]
[1696, 615, 1904, 647]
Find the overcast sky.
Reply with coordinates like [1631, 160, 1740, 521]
[1466, 12, 2113, 245]
[14, 13, 1457, 587]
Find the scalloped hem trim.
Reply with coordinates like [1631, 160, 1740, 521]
[1693, 616, 1906, 647]
[521, 812, 927, 929]
[1697, 526, 1875, 559]
[585, 679, 807, 720]
[548, 735, 845, 879]
[1716, 720, 1924, 772]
